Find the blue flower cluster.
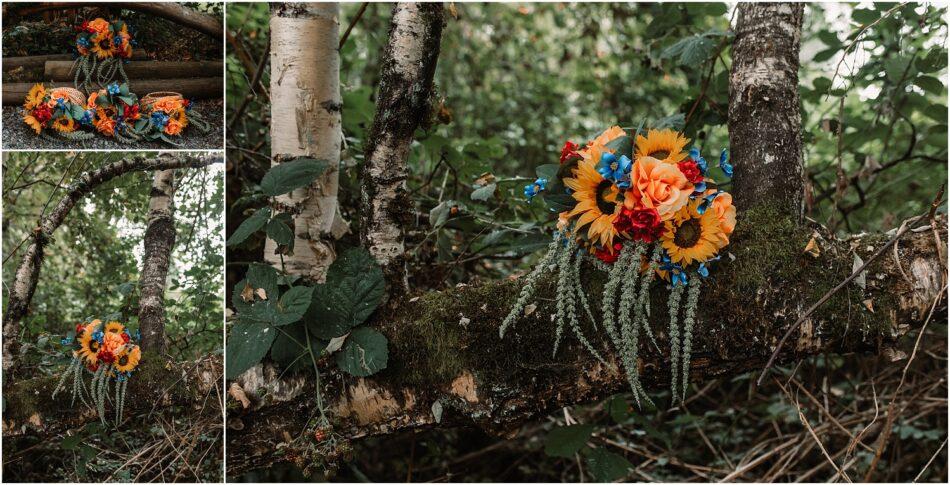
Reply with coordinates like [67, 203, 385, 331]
[523, 177, 547, 202]
[597, 152, 632, 189]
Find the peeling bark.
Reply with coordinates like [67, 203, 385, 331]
[138, 170, 177, 354]
[728, 2, 806, 219]
[360, 2, 444, 292]
[265, 2, 344, 283]
[2, 153, 222, 374]
[227, 217, 947, 476]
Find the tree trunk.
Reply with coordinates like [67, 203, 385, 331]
[265, 2, 344, 283]
[360, 2, 444, 292]
[2, 153, 221, 373]
[728, 2, 805, 219]
[138, 169, 177, 354]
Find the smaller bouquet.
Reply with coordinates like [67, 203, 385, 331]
[22, 83, 95, 141]
[53, 319, 142, 425]
[136, 92, 210, 144]
[87, 82, 143, 143]
[73, 18, 134, 91]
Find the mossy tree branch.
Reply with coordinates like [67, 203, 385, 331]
[226, 211, 946, 476]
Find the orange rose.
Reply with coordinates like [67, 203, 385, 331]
[706, 190, 736, 247]
[579, 125, 626, 165]
[625, 156, 693, 220]
[101, 331, 124, 353]
[86, 91, 99, 109]
[87, 18, 110, 34]
[153, 99, 183, 113]
[165, 118, 184, 136]
[95, 109, 116, 136]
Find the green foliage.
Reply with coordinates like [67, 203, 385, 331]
[335, 327, 389, 377]
[259, 158, 331, 196]
[585, 447, 634, 482]
[225, 321, 275, 380]
[308, 248, 386, 339]
[544, 424, 594, 457]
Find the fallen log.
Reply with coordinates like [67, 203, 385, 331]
[6, 2, 222, 38]
[225, 210, 947, 476]
[44, 60, 223, 81]
[2, 77, 223, 105]
[3, 54, 73, 83]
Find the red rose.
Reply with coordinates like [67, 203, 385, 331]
[123, 104, 139, 120]
[121, 332, 130, 343]
[87, 363, 99, 372]
[559, 141, 581, 164]
[595, 243, 623, 264]
[677, 160, 704, 185]
[98, 350, 115, 364]
[75, 323, 85, 335]
[33, 105, 52, 124]
[614, 207, 664, 243]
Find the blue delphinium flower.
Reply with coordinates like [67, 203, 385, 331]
[597, 152, 632, 189]
[133, 329, 141, 342]
[696, 190, 721, 215]
[151, 111, 169, 128]
[660, 254, 689, 287]
[79, 109, 94, 126]
[689, 147, 708, 174]
[61, 336, 74, 345]
[55, 98, 66, 110]
[719, 149, 733, 178]
[92, 330, 104, 343]
[107, 82, 121, 95]
[696, 256, 720, 278]
[77, 37, 91, 48]
[524, 177, 547, 202]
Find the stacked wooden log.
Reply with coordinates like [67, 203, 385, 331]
[2, 56, 222, 105]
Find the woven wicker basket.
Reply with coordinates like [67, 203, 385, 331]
[141, 91, 183, 109]
[48, 87, 85, 105]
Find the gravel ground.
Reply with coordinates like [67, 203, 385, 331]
[2, 99, 223, 150]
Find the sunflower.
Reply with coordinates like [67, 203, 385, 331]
[77, 330, 102, 365]
[635, 129, 690, 164]
[91, 32, 116, 59]
[23, 113, 42, 134]
[24, 84, 46, 110]
[52, 116, 77, 133]
[114, 345, 142, 373]
[661, 199, 724, 266]
[563, 158, 622, 248]
[105, 321, 124, 334]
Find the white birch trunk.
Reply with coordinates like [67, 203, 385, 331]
[138, 169, 177, 353]
[266, 2, 343, 282]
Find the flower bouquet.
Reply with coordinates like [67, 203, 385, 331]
[21, 83, 96, 141]
[87, 82, 143, 143]
[52, 319, 142, 425]
[136, 92, 211, 144]
[73, 18, 134, 92]
[503, 125, 735, 405]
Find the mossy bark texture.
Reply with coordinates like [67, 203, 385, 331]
[360, 2, 444, 293]
[138, 169, 177, 353]
[226, 212, 946, 476]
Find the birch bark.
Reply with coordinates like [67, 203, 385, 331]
[360, 2, 444, 292]
[138, 169, 177, 353]
[266, 2, 344, 282]
[728, 2, 806, 219]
